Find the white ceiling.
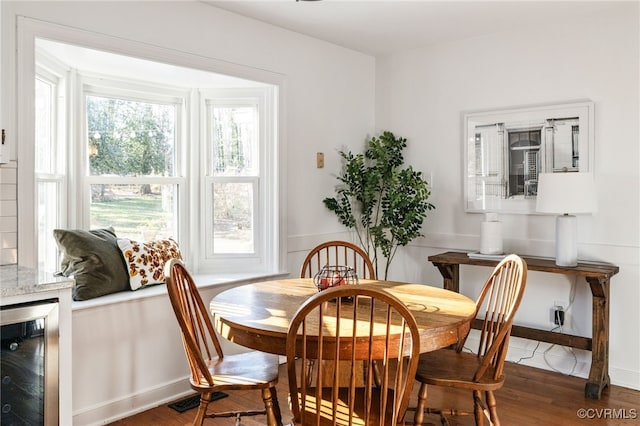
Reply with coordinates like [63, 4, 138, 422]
[203, 1, 623, 56]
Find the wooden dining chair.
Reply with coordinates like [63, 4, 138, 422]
[300, 240, 376, 280]
[286, 285, 421, 426]
[411, 254, 528, 426]
[164, 259, 283, 426]
[300, 241, 378, 389]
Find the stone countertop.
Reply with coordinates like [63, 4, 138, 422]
[0, 265, 74, 299]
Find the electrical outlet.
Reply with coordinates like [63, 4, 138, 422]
[553, 307, 565, 326]
[549, 306, 563, 325]
[551, 300, 568, 327]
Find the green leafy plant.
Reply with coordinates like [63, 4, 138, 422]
[323, 131, 435, 279]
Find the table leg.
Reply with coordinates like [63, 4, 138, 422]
[585, 277, 610, 399]
[434, 263, 459, 293]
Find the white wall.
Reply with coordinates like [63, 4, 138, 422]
[0, 161, 17, 264]
[70, 280, 254, 426]
[375, 3, 640, 391]
[0, 0, 17, 264]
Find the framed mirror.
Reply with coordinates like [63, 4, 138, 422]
[463, 101, 594, 213]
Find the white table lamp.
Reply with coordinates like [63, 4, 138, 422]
[536, 172, 597, 267]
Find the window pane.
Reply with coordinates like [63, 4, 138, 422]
[86, 96, 176, 177]
[90, 184, 177, 241]
[35, 78, 53, 173]
[212, 106, 257, 176]
[213, 182, 254, 253]
[38, 182, 59, 272]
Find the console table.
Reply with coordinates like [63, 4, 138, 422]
[428, 251, 619, 399]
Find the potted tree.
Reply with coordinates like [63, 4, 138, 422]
[323, 131, 435, 280]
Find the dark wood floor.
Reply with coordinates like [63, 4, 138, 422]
[110, 361, 639, 425]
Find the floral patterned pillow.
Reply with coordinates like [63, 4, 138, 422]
[117, 238, 182, 290]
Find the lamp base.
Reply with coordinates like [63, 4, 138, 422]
[555, 214, 577, 267]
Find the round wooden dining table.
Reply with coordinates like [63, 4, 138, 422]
[210, 278, 476, 355]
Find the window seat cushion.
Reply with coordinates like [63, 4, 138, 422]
[71, 271, 288, 311]
[54, 227, 130, 301]
[117, 238, 183, 290]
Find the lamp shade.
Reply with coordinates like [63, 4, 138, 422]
[536, 172, 597, 215]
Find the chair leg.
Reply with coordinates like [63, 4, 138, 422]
[371, 360, 382, 387]
[262, 386, 282, 426]
[193, 393, 210, 426]
[473, 390, 484, 426]
[271, 386, 283, 425]
[413, 383, 428, 426]
[486, 391, 499, 426]
[305, 359, 316, 387]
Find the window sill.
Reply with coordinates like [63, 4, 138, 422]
[71, 271, 290, 311]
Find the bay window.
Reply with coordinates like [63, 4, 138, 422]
[32, 39, 280, 275]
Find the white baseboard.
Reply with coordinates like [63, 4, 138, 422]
[609, 367, 640, 392]
[72, 377, 192, 426]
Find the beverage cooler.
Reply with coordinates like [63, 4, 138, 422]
[0, 300, 59, 425]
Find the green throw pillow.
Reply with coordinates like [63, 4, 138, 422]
[53, 227, 130, 301]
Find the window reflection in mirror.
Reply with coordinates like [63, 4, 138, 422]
[464, 102, 593, 213]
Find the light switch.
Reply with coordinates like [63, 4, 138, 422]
[316, 152, 324, 168]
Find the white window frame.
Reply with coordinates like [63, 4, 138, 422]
[35, 58, 68, 272]
[78, 76, 188, 244]
[199, 88, 276, 273]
